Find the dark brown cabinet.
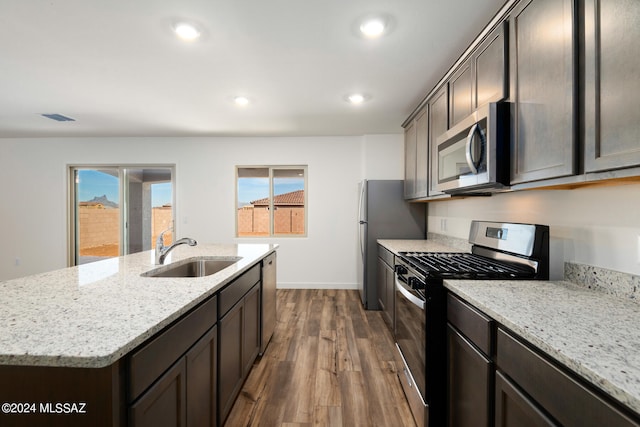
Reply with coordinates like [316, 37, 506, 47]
[404, 106, 429, 199]
[509, 0, 576, 184]
[496, 327, 640, 427]
[219, 299, 244, 422]
[128, 295, 218, 427]
[474, 21, 508, 109]
[428, 85, 449, 197]
[584, 0, 640, 172]
[447, 294, 494, 427]
[131, 325, 218, 427]
[495, 370, 556, 427]
[377, 245, 395, 329]
[186, 326, 218, 427]
[242, 284, 261, 375]
[449, 59, 473, 128]
[130, 358, 187, 427]
[218, 267, 261, 425]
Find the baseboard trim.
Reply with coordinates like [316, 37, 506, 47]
[276, 282, 358, 290]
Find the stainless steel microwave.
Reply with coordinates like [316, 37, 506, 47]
[435, 102, 510, 194]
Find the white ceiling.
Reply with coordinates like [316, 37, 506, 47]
[0, 0, 507, 138]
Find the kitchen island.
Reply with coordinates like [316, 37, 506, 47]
[0, 243, 277, 426]
[379, 238, 640, 424]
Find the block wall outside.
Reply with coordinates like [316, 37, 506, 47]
[237, 206, 304, 236]
[79, 207, 173, 256]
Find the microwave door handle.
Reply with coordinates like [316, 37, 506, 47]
[395, 273, 425, 310]
[465, 123, 480, 174]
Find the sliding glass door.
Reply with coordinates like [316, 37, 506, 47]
[70, 166, 174, 266]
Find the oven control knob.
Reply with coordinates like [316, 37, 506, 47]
[395, 265, 407, 275]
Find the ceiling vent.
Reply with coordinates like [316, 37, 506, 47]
[41, 113, 75, 122]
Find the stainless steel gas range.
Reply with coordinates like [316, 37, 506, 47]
[394, 221, 549, 427]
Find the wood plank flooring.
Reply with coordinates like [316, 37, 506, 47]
[224, 289, 416, 427]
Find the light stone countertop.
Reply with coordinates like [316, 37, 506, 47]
[0, 243, 277, 369]
[377, 238, 467, 255]
[378, 238, 640, 415]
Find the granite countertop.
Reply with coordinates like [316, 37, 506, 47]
[379, 238, 640, 415]
[377, 238, 468, 255]
[0, 243, 277, 369]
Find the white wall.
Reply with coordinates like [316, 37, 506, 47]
[428, 183, 640, 279]
[0, 134, 404, 284]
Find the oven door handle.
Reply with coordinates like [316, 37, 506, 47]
[395, 273, 425, 310]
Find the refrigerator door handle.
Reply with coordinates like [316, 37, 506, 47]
[358, 181, 367, 262]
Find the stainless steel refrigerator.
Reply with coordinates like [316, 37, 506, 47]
[357, 180, 426, 309]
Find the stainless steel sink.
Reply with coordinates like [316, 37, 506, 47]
[142, 257, 242, 278]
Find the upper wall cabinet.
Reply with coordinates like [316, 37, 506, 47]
[404, 106, 429, 200]
[449, 22, 508, 129]
[474, 21, 508, 110]
[509, 0, 576, 184]
[584, 0, 640, 173]
[404, 119, 417, 199]
[449, 59, 473, 128]
[429, 85, 449, 197]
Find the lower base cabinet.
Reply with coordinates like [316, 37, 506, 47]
[495, 370, 556, 427]
[447, 325, 492, 427]
[131, 325, 218, 427]
[447, 293, 640, 427]
[496, 328, 639, 427]
[219, 283, 261, 425]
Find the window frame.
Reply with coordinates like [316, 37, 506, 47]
[235, 165, 308, 238]
[67, 164, 176, 266]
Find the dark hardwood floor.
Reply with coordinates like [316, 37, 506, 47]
[224, 289, 416, 427]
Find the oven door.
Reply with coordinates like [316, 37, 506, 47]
[394, 269, 426, 426]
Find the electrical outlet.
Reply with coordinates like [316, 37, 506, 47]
[441, 218, 447, 232]
[15, 258, 20, 267]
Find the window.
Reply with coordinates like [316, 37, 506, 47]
[236, 166, 307, 237]
[69, 166, 174, 265]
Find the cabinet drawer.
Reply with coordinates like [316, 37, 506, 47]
[219, 264, 260, 317]
[497, 328, 639, 427]
[378, 245, 394, 268]
[128, 295, 217, 402]
[447, 293, 494, 356]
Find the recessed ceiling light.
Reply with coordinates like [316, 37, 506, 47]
[234, 96, 250, 106]
[345, 93, 370, 105]
[173, 22, 201, 41]
[360, 18, 386, 38]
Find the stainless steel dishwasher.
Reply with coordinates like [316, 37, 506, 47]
[260, 252, 277, 354]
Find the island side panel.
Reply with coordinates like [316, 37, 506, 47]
[0, 361, 125, 427]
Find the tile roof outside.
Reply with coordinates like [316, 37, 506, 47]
[251, 189, 304, 206]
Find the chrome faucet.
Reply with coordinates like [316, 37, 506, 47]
[155, 228, 197, 265]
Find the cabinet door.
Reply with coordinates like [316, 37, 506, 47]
[404, 121, 417, 199]
[243, 284, 261, 375]
[384, 258, 395, 331]
[449, 60, 473, 127]
[377, 256, 387, 316]
[509, 0, 576, 184]
[429, 85, 449, 196]
[415, 107, 429, 198]
[219, 301, 244, 424]
[495, 371, 557, 427]
[186, 326, 217, 427]
[130, 358, 187, 427]
[474, 21, 508, 109]
[584, 0, 640, 172]
[447, 325, 492, 427]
